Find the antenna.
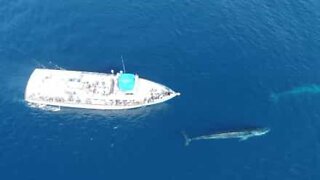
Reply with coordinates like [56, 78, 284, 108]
[121, 55, 126, 73]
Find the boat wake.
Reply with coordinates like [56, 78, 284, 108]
[32, 59, 65, 70]
[28, 103, 61, 112]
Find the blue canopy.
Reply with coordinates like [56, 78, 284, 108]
[118, 73, 135, 92]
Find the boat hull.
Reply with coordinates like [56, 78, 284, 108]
[26, 94, 178, 110]
[25, 68, 180, 110]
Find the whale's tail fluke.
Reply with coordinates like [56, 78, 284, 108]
[270, 92, 279, 103]
[182, 131, 192, 146]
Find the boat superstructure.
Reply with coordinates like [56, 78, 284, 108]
[25, 68, 180, 110]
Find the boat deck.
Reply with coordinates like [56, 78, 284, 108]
[25, 68, 180, 109]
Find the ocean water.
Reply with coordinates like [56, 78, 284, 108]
[1, 0, 320, 179]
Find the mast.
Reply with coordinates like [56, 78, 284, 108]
[121, 55, 126, 73]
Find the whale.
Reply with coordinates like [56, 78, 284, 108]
[182, 127, 270, 146]
[270, 84, 320, 102]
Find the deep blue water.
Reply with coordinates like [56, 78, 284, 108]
[1, 0, 320, 179]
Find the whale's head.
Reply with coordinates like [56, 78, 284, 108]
[251, 128, 270, 136]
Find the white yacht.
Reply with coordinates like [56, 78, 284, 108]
[25, 68, 180, 110]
